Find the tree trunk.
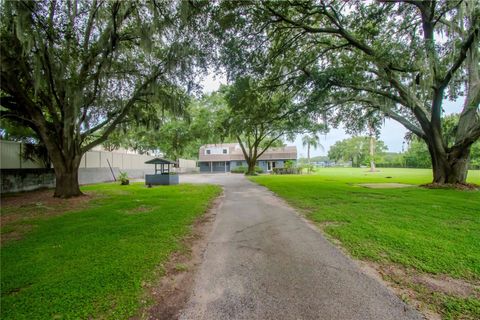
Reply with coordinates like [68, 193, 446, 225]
[428, 143, 471, 184]
[369, 134, 376, 172]
[307, 144, 310, 164]
[52, 157, 83, 198]
[245, 159, 257, 175]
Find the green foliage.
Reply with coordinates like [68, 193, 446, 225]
[104, 92, 225, 159]
[231, 166, 247, 174]
[284, 160, 294, 169]
[222, 76, 313, 145]
[376, 152, 406, 168]
[251, 168, 480, 318]
[302, 134, 323, 151]
[219, 76, 319, 174]
[298, 163, 315, 174]
[404, 140, 431, 168]
[328, 136, 387, 167]
[0, 183, 221, 319]
[231, 166, 263, 174]
[0, 1, 212, 196]
[0, 119, 50, 168]
[213, 0, 480, 182]
[118, 172, 129, 185]
[471, 142, 480, 167]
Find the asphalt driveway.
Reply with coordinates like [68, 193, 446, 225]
[178, 173, 422, 320]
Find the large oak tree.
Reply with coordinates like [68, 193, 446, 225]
[214, 0, 480, 184]
[1, 0, 210, 197]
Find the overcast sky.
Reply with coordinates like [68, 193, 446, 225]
[200, 73, 464, 158]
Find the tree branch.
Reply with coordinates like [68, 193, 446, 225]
[438, 26, 479, 91]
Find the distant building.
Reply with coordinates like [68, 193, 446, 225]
[198, 143, 297, 173]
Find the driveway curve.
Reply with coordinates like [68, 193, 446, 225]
[178, 174, 422, 320]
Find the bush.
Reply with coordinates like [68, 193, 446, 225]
[118, 171, 129, 185]
[272, 167, 299, 175]
[231, 166, 247, 173]
[284, 160, 295, 169]
[231, 165, 264, 174]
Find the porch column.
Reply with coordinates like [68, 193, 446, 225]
[210, 162, 213, 173]
[224, 161, 227, 173]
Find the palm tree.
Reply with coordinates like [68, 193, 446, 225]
[302, 134, 324, 164]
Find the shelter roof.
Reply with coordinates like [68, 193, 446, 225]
[145, 158, 176, 165]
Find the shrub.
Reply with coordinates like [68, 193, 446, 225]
[231, 165, 264, 174]
[272, 167, 299, 175]
[231, 166, 247, 173]
[118, 171, 129, 185]
[255, 166, 264, 173]
[284, 160, 294, 169]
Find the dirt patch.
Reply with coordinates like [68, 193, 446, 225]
[132, 191, 224, 320]
[374, 263, 479, 299]
[1, 189, 96, 244]
[1, 224, 36, 243]
[358, 261, 480, 320]
[421, 183, 479, 191]
[357, 183, 416, 189]
[414, 274, 479, 299]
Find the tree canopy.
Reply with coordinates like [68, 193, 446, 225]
[213, 0, 480, 184]
[328, 136, 387, 167]
[221, 76, 320, 175]
[104, 92, 226, 159]
[0, 0, 211, 197]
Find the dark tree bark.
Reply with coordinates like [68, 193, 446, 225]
[428, 140, 471, 184]
[53, 160, 83, 198]
[246, 159, 257, 176]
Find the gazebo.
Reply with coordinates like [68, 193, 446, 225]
[144, 158, 179, 185]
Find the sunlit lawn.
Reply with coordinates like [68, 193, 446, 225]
[251, 168, 480, 319]
[1, 182, 221, 320]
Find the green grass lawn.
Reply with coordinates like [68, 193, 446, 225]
[250, 168, 480, 319]
[1, 182, 221, 320]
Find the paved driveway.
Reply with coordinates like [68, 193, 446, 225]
[178, 174, 422, 320]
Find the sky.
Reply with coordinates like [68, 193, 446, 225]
[200, 73, 465, 159]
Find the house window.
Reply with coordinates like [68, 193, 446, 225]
[236, 161, 242, 166]
[206, 149, 211, 155]
[223, 149, 227, 154]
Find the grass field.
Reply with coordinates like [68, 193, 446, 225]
[250, 168, 480, 319]
[0, 183, 221, 319]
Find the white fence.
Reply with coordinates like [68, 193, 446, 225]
[80, 150, 155, 170]
[0, 140, 43, 169]
[0, 140, 198, 172]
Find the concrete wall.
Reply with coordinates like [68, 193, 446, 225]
[77, 167, 155, 185]
[1, 169, 55, 194]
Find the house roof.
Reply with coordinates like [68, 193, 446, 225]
[198, 143, 297, 162]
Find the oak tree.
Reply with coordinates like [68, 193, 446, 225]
[0, 0, 209, 197]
